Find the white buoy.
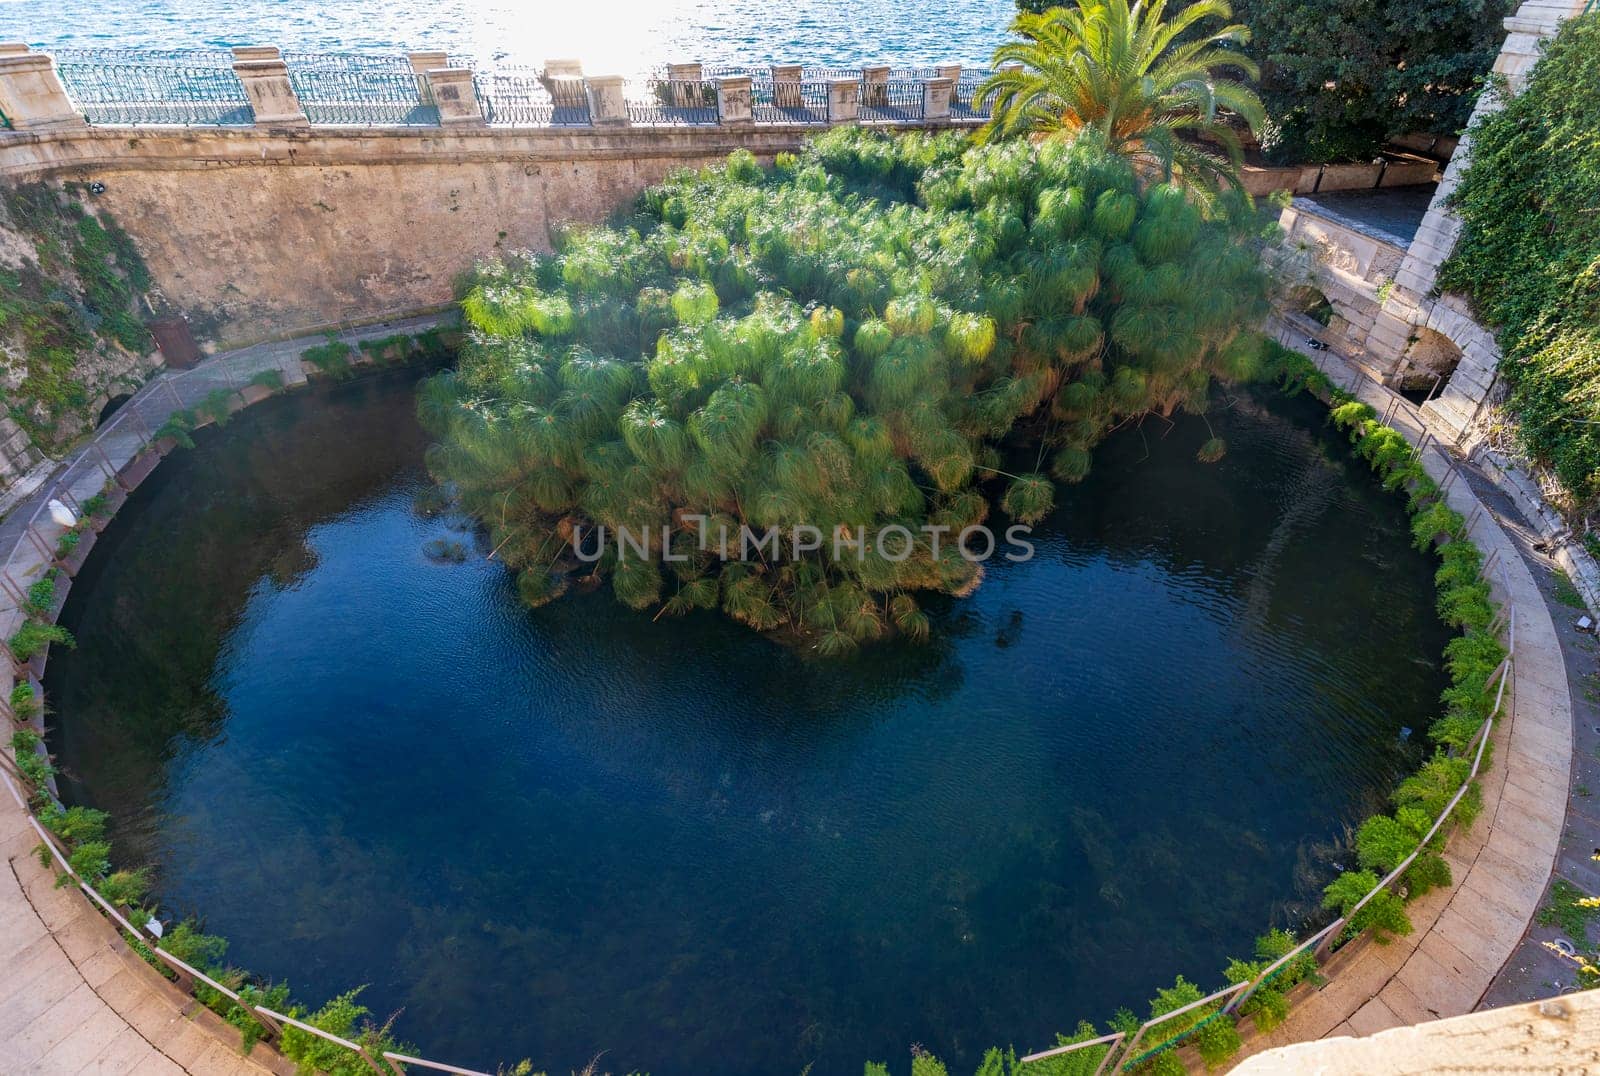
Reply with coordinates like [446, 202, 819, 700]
[46, 499, 77, 529]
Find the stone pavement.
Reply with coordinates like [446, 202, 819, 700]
[0, 316, 440, 1075]
[1232, 327, 1573, 1065]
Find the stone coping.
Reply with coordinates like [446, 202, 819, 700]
[1230, 325, 1573, 1066]
[0, 119, 981, 179]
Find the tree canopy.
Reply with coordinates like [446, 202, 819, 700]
[979, 0, 1265, 201]
[1017, 0, 1509, 162]
[421, 130, 1269, 650]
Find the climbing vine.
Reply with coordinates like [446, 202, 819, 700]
[1436, 14, 1600, 512]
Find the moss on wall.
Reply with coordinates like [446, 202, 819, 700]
[0, 182, 156, 452]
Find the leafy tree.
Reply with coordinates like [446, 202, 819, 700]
[1437, 15, 1600, 510]
[422, 130, 1270, 649]
[1018, 0, 1508, 162]
[979, 0, 1265, 201]
[1237, 0, 1510, 162]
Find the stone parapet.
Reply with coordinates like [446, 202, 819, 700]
[232, 52, 309, 127]
[427, 69, 484, 126]
[0, 48, 86, 131]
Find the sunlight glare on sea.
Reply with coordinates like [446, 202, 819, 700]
[21, 0, 1017, 72]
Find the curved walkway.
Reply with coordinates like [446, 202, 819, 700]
[1231, 331, 1573, 1065]
[0, 317, 439, 1075]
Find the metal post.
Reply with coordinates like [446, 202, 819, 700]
[1422, 373, 1443, 406]
[0, 570, 28, 605]
[1314, 916, 1346, 959]
[164, 378, 184, 411]
[24, 522, 54, 562]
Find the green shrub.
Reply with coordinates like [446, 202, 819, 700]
[1322, 869, 1413, 943]
[23, 571, 56, 616]
[154, 409, 197, 449]
[249, 368, 286, 391]
[302, 337, 353, 378]
[195, 387, 236, 428]
[9, 620, 74, 661]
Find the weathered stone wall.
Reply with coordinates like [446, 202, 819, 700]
[0, 125, 826, 347]
[1269, 202, 1407, 360]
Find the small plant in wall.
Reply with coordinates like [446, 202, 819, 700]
[302, 335, 354, 379]
[8, 620, 75, 663]
[195, 387, 237, 428]
[153, 409, 197, 449]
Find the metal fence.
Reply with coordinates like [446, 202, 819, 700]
[288, 60, 439, 126]
[475, 68, 592, 126]
[625, 77, 720, 125]
[53, 57, 253, 126]
[36, 48, 989, 128]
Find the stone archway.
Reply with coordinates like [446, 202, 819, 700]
[1395, 326, 1463, 395]
[97, 393, 132, 426]
[1283, 284, 1335, 327]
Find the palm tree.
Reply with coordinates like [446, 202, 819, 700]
[976, 0, 1266, 198]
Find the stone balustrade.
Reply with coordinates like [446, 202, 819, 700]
[0, 44, 988, 132]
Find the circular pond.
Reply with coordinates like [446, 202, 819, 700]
[46, 368, 1449, 1075]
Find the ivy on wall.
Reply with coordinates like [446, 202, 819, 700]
[1437, 14, 1600, 512]
[0, 182, 154, 450]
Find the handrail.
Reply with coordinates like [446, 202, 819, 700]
[382, 1051, 496, 1075]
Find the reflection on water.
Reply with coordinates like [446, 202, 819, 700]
[27, 0, 1016, 73]
[47, 370, 1450, 1075]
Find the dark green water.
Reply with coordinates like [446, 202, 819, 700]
[46, 369, 1450, 1075]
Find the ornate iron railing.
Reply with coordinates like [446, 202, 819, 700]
[287, 61, 439, 126]
[625, 77, 719, 125]
[53, 59, 253, 125]
[33, 50, 991, 129]
[475, 68, 592, 126]
[749, 77, 832, 124]
[860, 79, 927, 123]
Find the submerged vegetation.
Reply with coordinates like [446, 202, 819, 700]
[422, 129, 1271, 648]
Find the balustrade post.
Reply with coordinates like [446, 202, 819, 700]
[666, 62, 702, 108]
[861, 64, 889, 107]
[716, 75, 752, 124]
[0, 45, 87, 130]
[543, 59, 586, 115]
[826, 78, 859, 124]
[923, 76, 954, 121]
[407, 50, 448, 105]
[425, 68, 484, 126]
[771, 64, 803, 110]
[936, 64, 963, 106]
[230, 46, 308, 128]
[586, 75, 628, 125]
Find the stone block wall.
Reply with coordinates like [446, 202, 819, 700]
[1271, 203, 1407, 360]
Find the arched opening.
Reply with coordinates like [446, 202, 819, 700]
[1396, 327, 1463, 403]
[97, 393, 132, 426]
[1284, 284, 1334, 327]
